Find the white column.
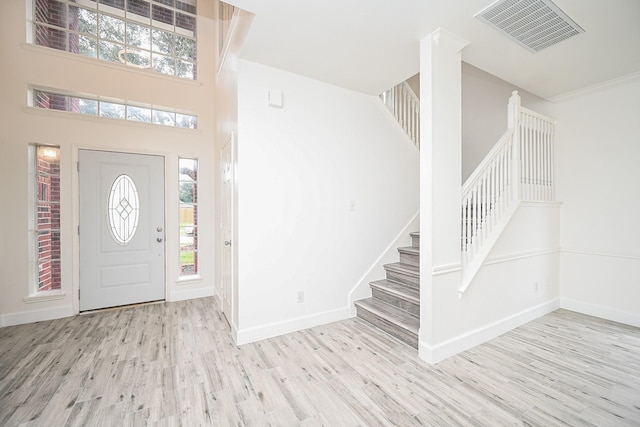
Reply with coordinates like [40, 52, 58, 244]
[419, 28, 468, 363]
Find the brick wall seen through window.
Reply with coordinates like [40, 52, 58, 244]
[32, 0, 197, 79]
[35, 146, 61, 291]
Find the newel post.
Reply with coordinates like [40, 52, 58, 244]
[508, 91, 521, 201]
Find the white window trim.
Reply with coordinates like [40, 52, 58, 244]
[27, 144, 65, 300]
[21, 43, 202, 87]
[178, 157, 199, 278]
[24, 290, 66, 304]
[28, 0, 198, 80]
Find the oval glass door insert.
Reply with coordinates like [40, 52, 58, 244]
[108, 174, 140, 244]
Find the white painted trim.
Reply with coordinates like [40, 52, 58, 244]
[560, 298, 640, 328]
[431, 27, 470, 51]
[22, 107, 202, 135]
[175, 275, 203, 285]
[216, 10, 255, 76]
[520, 200, 563, 208]
[432, 249, 559, 277]
[549, 71, 640, 103]
[168, 286, 215, 302]
[23, 291, 66, 304]
[561, 248, 640, 261]
[418, 298, 559, 364]
[0, 305, 74, 327]
[213, 292, 239, 342]
[21, 43, 202, 86]
[217, 7, 241, 75]
[236, 307, 352, 345]
[432, 263, 462, 275]
[348, 211, 419, 315]
[484, 249, 560, 266]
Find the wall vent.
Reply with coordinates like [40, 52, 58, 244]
[475, 0, 584, 53]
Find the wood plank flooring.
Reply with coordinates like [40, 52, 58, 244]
[1, 298, 639, 426]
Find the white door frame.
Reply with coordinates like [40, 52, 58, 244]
[71, 146, 170, 315]
[220, 133, 238, 334]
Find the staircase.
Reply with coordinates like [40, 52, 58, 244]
[354, 232, 420, 348]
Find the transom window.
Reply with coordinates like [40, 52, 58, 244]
[33, 89, 198, 129]
[32, 0, 197, 79]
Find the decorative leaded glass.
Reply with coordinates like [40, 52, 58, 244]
[108, 174, 140, 244]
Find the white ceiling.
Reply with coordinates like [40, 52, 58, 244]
[227, 0, 640, 100]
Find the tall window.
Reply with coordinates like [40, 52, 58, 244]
[32, 0, 197, 79]
[179, 158, 197, 276]
[31, 146, 62, 291]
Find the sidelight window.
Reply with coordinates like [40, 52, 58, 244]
[179, 158, 198, 276]
[30, 145, 62, 291]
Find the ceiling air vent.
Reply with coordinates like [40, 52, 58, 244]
[475, 0, 584, 53]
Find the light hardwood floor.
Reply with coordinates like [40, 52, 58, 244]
[1, 298, 639, 426]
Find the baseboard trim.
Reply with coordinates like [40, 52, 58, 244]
[0, 304, 74, 327]
[560, 298, 640, 328]
[236, 306, 352, 345]
[418, 298, 559, 364]
[168, 286, 215, 302]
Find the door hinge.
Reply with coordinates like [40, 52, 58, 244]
[77, 225, 80, 235]
[77, 161, 80, 172]
[78, 289, 80, 300]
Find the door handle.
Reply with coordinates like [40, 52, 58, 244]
[225, 240, 231, 246]
[157, 237, 163, 243]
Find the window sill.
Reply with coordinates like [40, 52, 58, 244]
[24, 291, 66, 304]
[176, 275, 202, 285]
[21, 43, 202, 87]
[21, 107, 202, 135]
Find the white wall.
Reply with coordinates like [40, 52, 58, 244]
[235, 60, 419, 343]
[0, 0, 217, 326]
[425, 203, 561, 362]
[461, 63, 552, 181]
[554, 78, 640, 326]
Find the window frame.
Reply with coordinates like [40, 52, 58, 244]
[32, 88, 198, 129]
[178, 157, 198, 278]
[30, 0, 197, 80]
[28, 144, 63, 296]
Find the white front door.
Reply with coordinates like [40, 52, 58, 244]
[221, 139, 233, 323]
[79, 150, 165, 311]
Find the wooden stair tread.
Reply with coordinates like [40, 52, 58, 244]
[370, 279, 419, 304]
[354, 298, 419, 333]
[354, 231, 420, 349]
[397, 246, 419, 255]
[384, 262, 419, 277]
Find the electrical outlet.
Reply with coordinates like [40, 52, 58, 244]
[297, 291, 304, 303]
[349, 200, 356, 212]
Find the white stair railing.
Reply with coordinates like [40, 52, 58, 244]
[460, 91, 555, 297]
[519, 107, 555, 201]
[461, 128, 516, 257]
[380, 82, 420, 149]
